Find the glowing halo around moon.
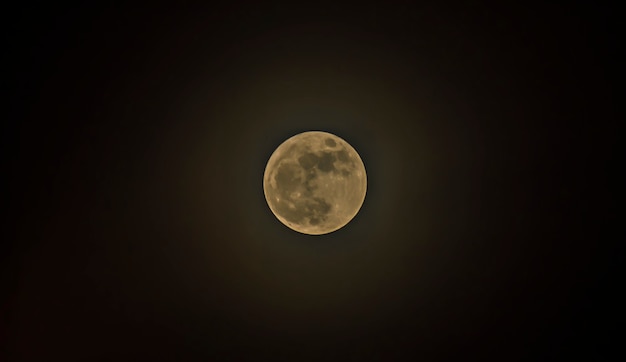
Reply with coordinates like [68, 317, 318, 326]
[263, 131, 367, 235]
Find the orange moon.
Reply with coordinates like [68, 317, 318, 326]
[263, 131, 367, 235]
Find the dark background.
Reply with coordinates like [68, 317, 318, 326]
[3, 2, 621, 360]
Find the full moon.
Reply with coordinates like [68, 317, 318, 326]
[263, 131, 367, 235]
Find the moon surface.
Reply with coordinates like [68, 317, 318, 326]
[263, 131, 367, 235]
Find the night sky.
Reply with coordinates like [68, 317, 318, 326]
[3, 2, 620, 360]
